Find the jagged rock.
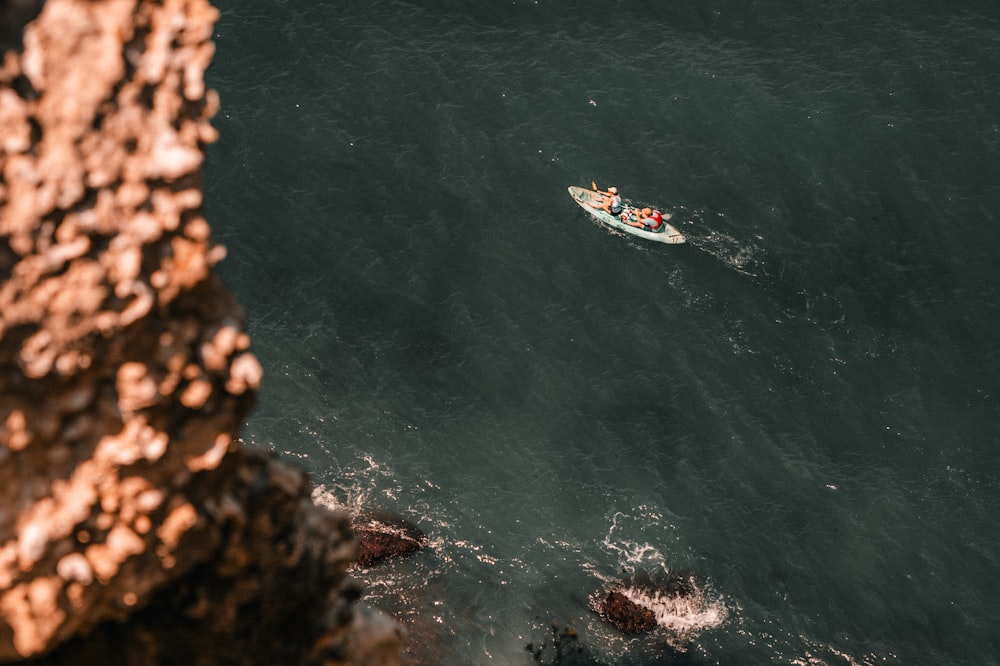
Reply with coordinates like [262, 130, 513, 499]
[590, 589, 658, 634]
[353, 513, 427, 568]
[589, 573, 697, 636]
[0, 0, 401, 663]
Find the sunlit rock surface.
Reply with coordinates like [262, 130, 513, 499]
[0, 0, 400, 662]
[353, 513, 428, 569]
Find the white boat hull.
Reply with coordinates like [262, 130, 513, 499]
[568, 186, 685, 245]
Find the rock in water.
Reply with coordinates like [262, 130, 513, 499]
[589, 572, 698, 635]
[353, 513, 428, 568]
[590, 589, 658, 634]
[590, 571, 727, 650]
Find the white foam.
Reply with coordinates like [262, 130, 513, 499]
[598, 510, 731, 647]
[601, 510, 671, 574]
[621, 582, 729, 643]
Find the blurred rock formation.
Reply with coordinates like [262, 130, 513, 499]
[0, 0, 400, 663]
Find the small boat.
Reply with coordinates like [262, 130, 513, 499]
[568, 185, 685, 245]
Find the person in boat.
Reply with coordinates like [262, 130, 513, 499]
[591, 186, 624, 216]
[625, 207, 653, 228]
[643, 210, 666, 232]
[625, 208, 665, 232]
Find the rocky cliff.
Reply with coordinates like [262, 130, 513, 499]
[0, 0, 400, 662]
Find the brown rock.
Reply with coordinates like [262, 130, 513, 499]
[589, 572, 703, 637]
[0, 0, 401, 663]
[589, 589, 658, 634]
[353, 513, 427, 568]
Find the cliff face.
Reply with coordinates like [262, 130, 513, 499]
[0, 1, 400, 662]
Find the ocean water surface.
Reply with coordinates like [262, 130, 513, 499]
[204, 1, 1000, 663]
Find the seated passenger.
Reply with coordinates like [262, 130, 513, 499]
[625, 207, 653, 228]
[644, 210, 665, 231]
[590, 186, 624, 216]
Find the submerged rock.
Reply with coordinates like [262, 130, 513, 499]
[353, 513, 427, 568]
[525, 621, 589, 665]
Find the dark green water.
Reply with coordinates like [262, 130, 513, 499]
[204, 2, 1000, 663]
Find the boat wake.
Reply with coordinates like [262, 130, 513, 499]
[671, 206, 767, 278]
